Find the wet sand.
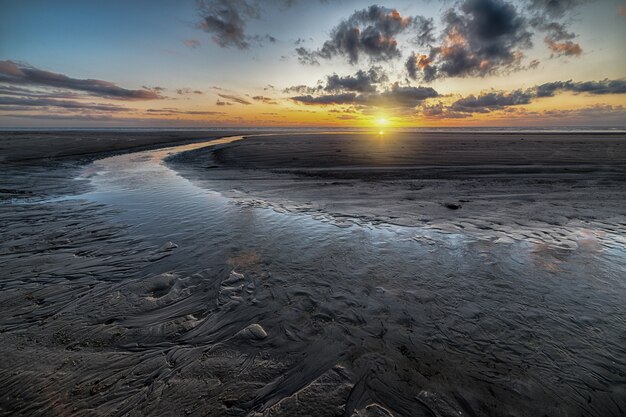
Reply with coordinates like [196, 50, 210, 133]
[1, 131, 626, 417]
[170, 132, 626, 246]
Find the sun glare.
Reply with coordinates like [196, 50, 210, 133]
[376, 118, 389, 126]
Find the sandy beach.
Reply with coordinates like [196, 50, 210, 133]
[1, 130, 625, 417]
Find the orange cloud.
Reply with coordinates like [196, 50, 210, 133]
[547, 40, 582, 57]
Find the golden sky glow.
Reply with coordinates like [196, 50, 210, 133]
[1, 0, 625, 127]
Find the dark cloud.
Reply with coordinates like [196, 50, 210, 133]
[216, 99, 233, 106]
[145, 108, 224, 115]
[527, 0, 588, 18]
[421, 78, 626, 120]
[197, 0, 258, 49]
[410, 16, 436, 47]
[143, 85, 166, 93]
[176, 88, 204, 95]
[291, 93, 359, 105]
[0, 85, 81, 99]
[0, 60, 161, 100]
[450, 90, 533, 113]
[196, 0, 318, 49]
[218, 93, 252, 105]
[291, 81, 438, 108]
[2, 113, 120, 122]
[282, 84, 323, 94]
[255, 34, 277, 43]
[295, 47, 320, 65]
[297, 5, 417, 64]
[376, 83, 439, 107]
[405, 53, 436, 81]
[527, 0, 588, 59]
[532, 20, 582, 57]
[535, 79, 626, 97]
[421, 103, 472, 119]
[411, 0, 533, 81]
[289, 74, 625, 121]
[325, 67, 387, 92]
[0, 96, 128, 112]
[252, 95, 278, 104]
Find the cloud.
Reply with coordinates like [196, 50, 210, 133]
[2, 113, 120, 122]
[527, 0, 588, 18]
[290, 81, 438, 108]
[197, 0, 258, 49]
[535, 79, 626, 97]
[507, 104, 626, 126]
[419, 78, 626, 120]
[409, 0, 533, 81]
[216, 99, 233, 106]
[546, 40, 582, 56]
[282, 84, 323, 94]
[450, 90, 533, 113]
[405, 53, 436, 81]
[176, 88, 204, 95]
[527, 0, 588, 59]
[218, 93, 251, 104]
[252, 95, 278, 104]
[0, 84, 81, 99]
[297, 5, 418, 64]
[196, 0, 294, 49]
[183, 39, 201, 49]
[288, 72, 626, 122]
[0, 60, 161, 100]
[145, 108, 224, 115]
[0, 96, 128, 112]
[421, 103, 472, 119]
[540, 104, 626, 119]
[376, 83, 439, 107]
[291, 93, 359, 105]
[531, 20, 582, 56]
[620, 5, 626, 16]
[325, 67, 387, 92]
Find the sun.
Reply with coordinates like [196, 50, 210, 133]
[375, 117, 389, 135]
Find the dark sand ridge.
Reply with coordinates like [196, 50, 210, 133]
[1, 131, 625, 416]
[168, 131, 626, 248]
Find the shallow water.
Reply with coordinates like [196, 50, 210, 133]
[3, 135, 626, 416]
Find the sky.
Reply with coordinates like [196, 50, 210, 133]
[0, 0, 625, 128]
